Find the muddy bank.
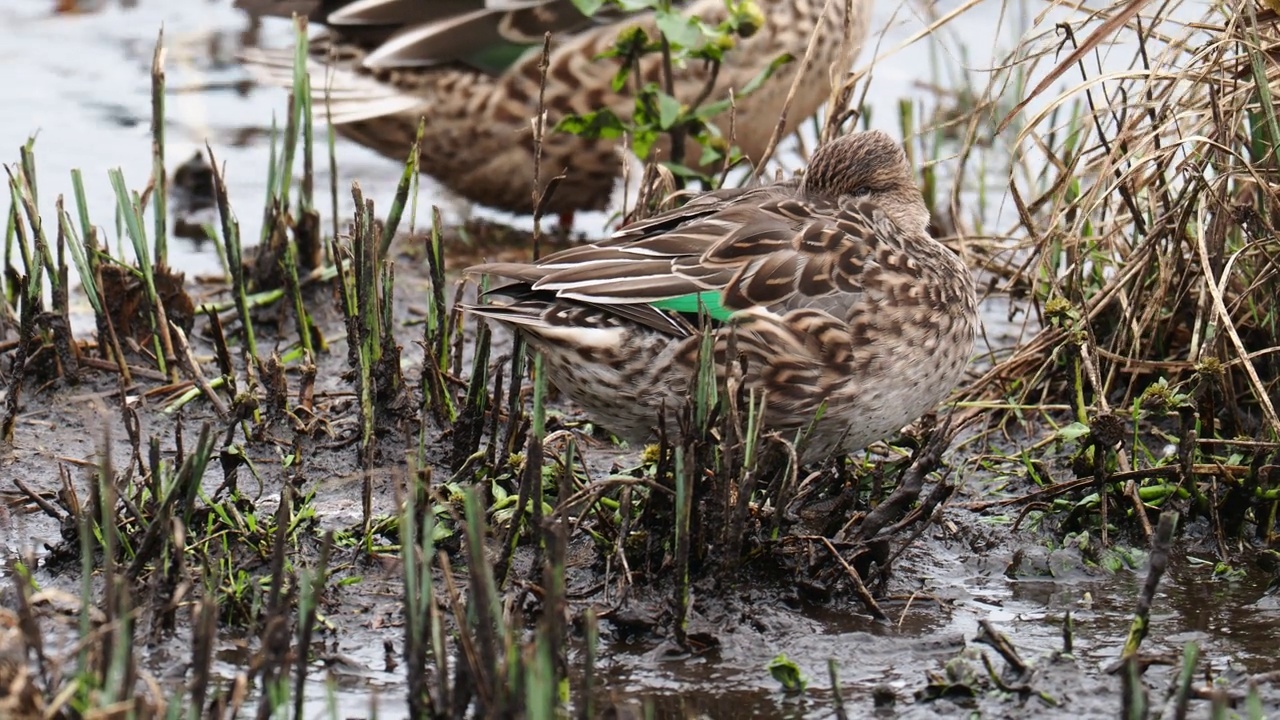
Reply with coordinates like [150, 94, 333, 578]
[3, 226, 1277, 718]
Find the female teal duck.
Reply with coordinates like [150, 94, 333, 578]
[466, 131, 978, 462]
[238, 0, 870, 224]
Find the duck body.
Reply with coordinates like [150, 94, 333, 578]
[238, 0, 868, 219]
[467, 131, 978, 462]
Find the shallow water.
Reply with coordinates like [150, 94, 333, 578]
[256, 538, 1280, 719]
[2, 1, 1277, 718]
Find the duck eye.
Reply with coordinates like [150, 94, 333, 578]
[852, 186, 874, 198]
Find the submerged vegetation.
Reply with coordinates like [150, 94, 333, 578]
[0, 0, 1278, 718]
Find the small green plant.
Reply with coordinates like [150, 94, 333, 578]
[767, 653, 808, 694]
[558, 0, 789, 187]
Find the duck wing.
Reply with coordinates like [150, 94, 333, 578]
[240, 0, 660, 72]
[471, 186, 890, 333]
[238, 0, 674, 125]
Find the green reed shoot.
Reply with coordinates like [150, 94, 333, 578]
[464, 486, 508, 710]
[1171, 641, 1199, 717]
[9, 144, 52, 300]
[60, 184, 102, 323]
[207, 145, 258, 361]
[3, 200, 14, 311]
[378, 119, 423, 258]
[332, 183, 401, 460]
[579, 608, 598, 720]
[1243, 7, 1279, 166]
[423, 208, 456, 416]
[448, 318, 490, 469]
[295, 17, 316, 215]
[281, 216, 315, 357]
[693, 305, 718, 434]
[68, 169, 106, 320]
[673, 442, 693, 644]
[108, 168, 175, 374]
[293, 531, 332, 720]
[402, 470, 446, 716]
[150, 31, 168, 267]
[526, 632, 557, 720]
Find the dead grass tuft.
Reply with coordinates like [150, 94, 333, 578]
[957, 0, 1280, 442]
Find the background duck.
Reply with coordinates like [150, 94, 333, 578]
[466, 130, 978, 462]
[237, 0, 871, 225]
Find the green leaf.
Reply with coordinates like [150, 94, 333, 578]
[491, 480, 510, 505]
[610, 62, 630, 92]
[728, 0, 766, 37]
[656, 92, 682, 130]
[767, 653, 807, 693]
[631, 128, 660, 159]
[1057, 421, 1091, 442]
[570, 0, 607, 16]
[693, 42, 727, 63]
[655, 9, 704, 48]
[556, 109, 628, 140]
[1099, 550, 1126, 574]
[634, 86, 661, 126]
[612, 25, 655, 56]
[740, 53, 794, 95]
[431, 522, 453, 542]
[660, 162, 712, 181]
[695, 98, 732, 119]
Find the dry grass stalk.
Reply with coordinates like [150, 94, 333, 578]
[954, 0, 1280, 441]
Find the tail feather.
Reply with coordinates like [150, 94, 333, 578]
[466, 301, 632, 351]
[238, 46, 427, 125]
[329, 0, 457, 26]
[234, 0, 326, 19]
[463, 300, 554, 331]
